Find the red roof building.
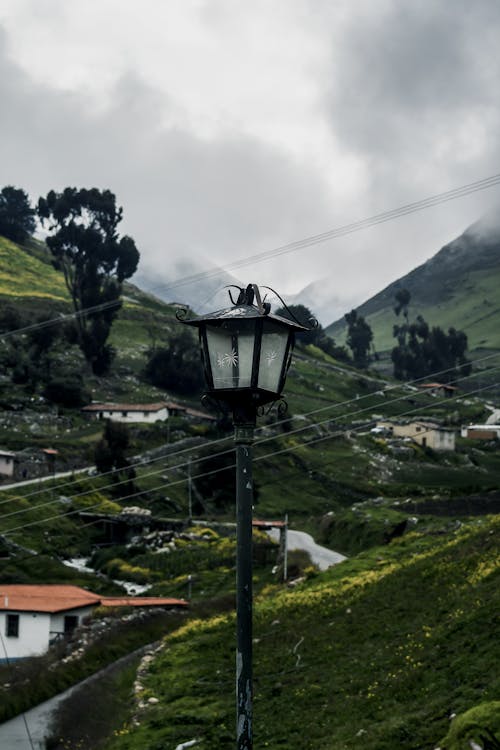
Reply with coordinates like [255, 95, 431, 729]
[0, 585, 187, 660]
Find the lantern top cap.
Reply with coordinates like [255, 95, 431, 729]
[179, 283, 309, 331]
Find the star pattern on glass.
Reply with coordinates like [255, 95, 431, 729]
[216, 349, 238, 368]
[265, 350, 278, 366]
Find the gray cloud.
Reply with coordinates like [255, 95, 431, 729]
[0, 28, 333, 300]
[1, 3, 500, 325]
[327, 0, 500, 186]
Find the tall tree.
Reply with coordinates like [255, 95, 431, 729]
[345, 309, 373, 369]
[275, 304, 319, 345]
[0, 186, 36, 243]
[38, 188, 140, 374]
[275, 303, 349, 360]
[393, 287, 411, 322]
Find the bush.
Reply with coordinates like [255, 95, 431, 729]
[44, 374, 90, 407]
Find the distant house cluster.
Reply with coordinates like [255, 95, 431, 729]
[0, 585, 187, 661]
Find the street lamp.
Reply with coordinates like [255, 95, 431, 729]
[179, 283, 305, 750]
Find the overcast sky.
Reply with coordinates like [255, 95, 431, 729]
[1, 0, 500, 321]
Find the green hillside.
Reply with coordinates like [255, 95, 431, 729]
[0, 232, 499, 749]
[327, 218, 500, 354]
[0, 235, 68, 302]
[106, 516, 500, 750]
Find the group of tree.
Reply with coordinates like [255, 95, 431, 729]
[391, 288, 471, 382]
[1, 184, 140, 376]
[277, 291, 471, 383]
[0, 305, 90, 407]
[143, 327, 205, 396]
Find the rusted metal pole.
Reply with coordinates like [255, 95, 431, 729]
[234, 418, 255, 750]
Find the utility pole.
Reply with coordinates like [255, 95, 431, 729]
[188, 456, 193, 524]
[234, 418, 255, 750]
[283, 513, 288, 583]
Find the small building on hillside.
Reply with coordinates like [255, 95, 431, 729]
[375, 420, 456, 451]
[0, 449, 15, 478]
[393, 421, 455, 451]
[417, 383, 459, 398]
[81, 401, 215, 425]
[81, 401, 174, 424]
[461, 424, 500, 440]
[0, 584, 187, 661]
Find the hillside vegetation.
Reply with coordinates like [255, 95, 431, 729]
[0, 236, 68, 302]
[106, 516, 500, 750]
[327, 216, 500, 354]
[0, 232, 499, 749]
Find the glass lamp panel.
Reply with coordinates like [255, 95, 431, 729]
[206, 325, 255, 389]
[258, 325, 289, 394]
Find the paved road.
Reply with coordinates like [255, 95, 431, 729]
[268, 528, 346, 570]
[0, 688, 72, 749]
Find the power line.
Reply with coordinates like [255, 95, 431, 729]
[2, 377, 497, 537]
[1, 351, 497, 522]
[145, 172, 500, 298]
[1, 349, 499, 518]
[2, 342, 498, 511]
[1, 172, 500, 341]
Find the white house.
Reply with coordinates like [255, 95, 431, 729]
[81, 401, 174, 424]
[0, 584, 187, 660]
[0, 449, 15, 478]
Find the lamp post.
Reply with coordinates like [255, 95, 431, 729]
[180, 284, 304, 750]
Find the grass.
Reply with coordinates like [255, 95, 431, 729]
[105, 516, 500, 750]
[1, 234, 500, 747]
[0, 236, 68, 302]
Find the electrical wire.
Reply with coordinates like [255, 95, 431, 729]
[1, 344, 499, 514]
[1, 172, 500, 341]
[2, 351, 498, 523]
[1, 351, 499, 522]
[143, 173, 500, 299]
[2, 377, 497, 538]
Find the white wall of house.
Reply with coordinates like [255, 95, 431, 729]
[427, 430, 455, 451]
[0, 604, 95, 659]
[50, 605, 95, 638]
[0, 611, 51, 659]
[91, 408, 168, 424]
[0, 453, 15, 477]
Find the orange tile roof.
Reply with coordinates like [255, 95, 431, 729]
[81, 402, 169, 412]
[252, 519, 287, 529]
[100, 597, 188, 608]
[0, 585, 101, 613]
[0, 585, 188, 613]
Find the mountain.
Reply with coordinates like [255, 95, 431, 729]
[325, 210, 500, 353]
[134, 258, 245, 314]
[286, 278, 360, 327]
[1, 230, 500, 749]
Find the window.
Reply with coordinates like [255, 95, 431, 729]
[6, 613, 19, 638]
[122, 411, 128, 417]
[64, 615, 78, 634]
